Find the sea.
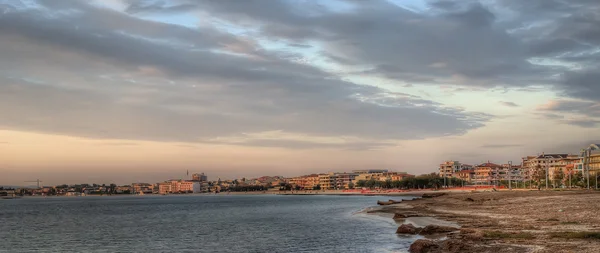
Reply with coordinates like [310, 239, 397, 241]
[0, 194, 416, 253]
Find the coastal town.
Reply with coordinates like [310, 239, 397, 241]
[2, 143, 599, 198]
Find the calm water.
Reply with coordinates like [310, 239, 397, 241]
[0, 195, 415, 253]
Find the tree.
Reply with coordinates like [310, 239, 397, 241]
[355, 180, 366, 188]
[313, 184, 321, 190]
[348, 182, 354, 189]
[552, 168, 565, 188]
[532, 165, 546, 188]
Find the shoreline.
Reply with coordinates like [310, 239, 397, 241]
[368, 190, 600, 253]
[6, 189, 474, 198]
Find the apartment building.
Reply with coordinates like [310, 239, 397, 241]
[159, 180, 201, 194]
[439, 161, 473, 178]
[131, 183, 153, 194]
[289, 174, 320, 189]
[473, 162, 503, 185]
[192, 173, 208, 182]
[453, 169, 475, 183]
[318, 173, 358, 189]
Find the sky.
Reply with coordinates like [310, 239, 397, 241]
[0, 0, 599, 185]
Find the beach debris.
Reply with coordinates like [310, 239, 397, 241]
[558, 209, 564, 212]
[409, 239, 438, 253]
[396, 224, 420, 234]
[465, 197, 475, 202]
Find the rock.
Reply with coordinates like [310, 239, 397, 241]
[422, 193, 446, 198]
[419, 225, 459, 235]
[377, 200, 401, 205]
[396, 224, 421, 234]
[460, 229, 484, 241]
[441, 239, 471, 252]
[465, 197, 475, 202]
[409, 239, 439, 253]
[393, 213, 421, 220]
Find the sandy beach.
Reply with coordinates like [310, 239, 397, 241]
[370, 190, 600, 253]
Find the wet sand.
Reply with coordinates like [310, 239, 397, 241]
[370, 190, 600, 253]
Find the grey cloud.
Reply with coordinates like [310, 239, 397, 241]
[560, 70, 600, 102]
[538, 100, 600, 117]
[0, 1, 491, 149]
[125, 0, 600, 96]
[561, 119, 600, 128]
[134, 0, 541, 87]
[499, 101, 519, 107]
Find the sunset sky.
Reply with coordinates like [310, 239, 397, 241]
[1, 0, 599, 185]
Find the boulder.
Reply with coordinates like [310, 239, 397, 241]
[441, 239, 471, 252]
[409, 239, 439, 253]
[396, 224, 421, 234]
[460, 228, 484, 241]
[393, 213, 421, 220]
[421, 193, 446, 198]
[419, 225, 459, 235]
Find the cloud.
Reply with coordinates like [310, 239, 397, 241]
[0, 1, 491, 149]
[536, 99, 600, 127]
[499, 101, 519, 107]
[537, 100, 600, 117]
[481, 144, 524, 149]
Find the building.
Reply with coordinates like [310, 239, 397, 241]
[192, 173, 208, 182]
[333, 173, 357, 189]
[439, 161, 472, 178]
[178, 181, 201, 193]
[158, 182, 172, 195]
[388, 172, 415, 181]
[289, 174, 320, 189]
[453, 169, 475, 183]
[473, 162, 503, 185]
[132, 183, 153, 194]
[352, 169, 389, 174]
[319, 174, 335, 189]
[522, 154, 570, 184]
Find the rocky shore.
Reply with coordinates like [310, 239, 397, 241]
[371, 190, 600, 253]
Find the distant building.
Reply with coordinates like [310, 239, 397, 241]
[289, 174, 320, 189]
[159, 180, 201, 194]
[158, 182, 172, 195]
[192, 173, 208, 182]
[352, 169, 388, 174]
[178, 181, 201, 193]
[452, 169, 475, 183]
[474, 162, 503, 185]
[439, 161, 471, 178]
[132, 183, 153, 194]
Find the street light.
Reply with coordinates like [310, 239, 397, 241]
[508, 161, 512, 190]
[546, 156, 549, 190]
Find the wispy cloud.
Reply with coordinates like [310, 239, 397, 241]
[481, 144, 524, 149]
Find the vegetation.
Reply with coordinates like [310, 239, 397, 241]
[553, 168, 565, 188]
[227, 185, 268, 192]
[354, 173, 463, 190]
[550, 232, 600, 240]
[560, 221, 580, 225]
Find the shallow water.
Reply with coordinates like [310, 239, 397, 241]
[0, 195, 416, 253]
